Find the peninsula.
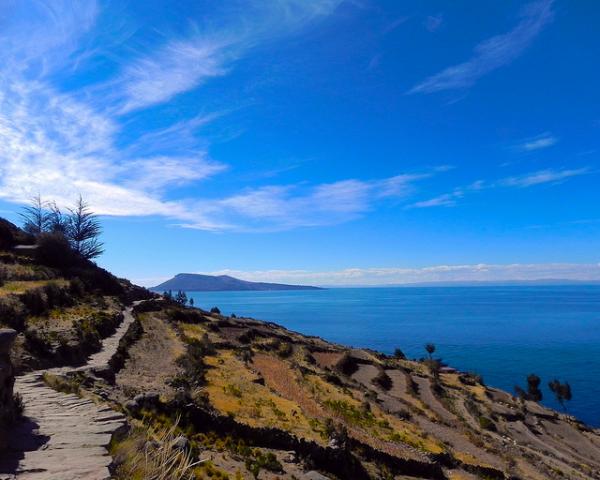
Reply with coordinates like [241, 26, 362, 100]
[153, 273, 322, 292]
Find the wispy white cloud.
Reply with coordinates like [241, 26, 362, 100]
[409, 0, 553, 94]
[500, 168, 590, 187]
[0, 0, 349, 232]
[113, 0, 344, 113]
[408, 190, 463, 209]
[182, 172, 436, 231]
[115, 37, 234, 114]
[190, 263, 600, 287]
[409, 167, 590, 209]
[517, 132, 558, 151]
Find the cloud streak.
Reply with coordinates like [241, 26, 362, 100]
[500, 168, 590, 187]
[517, 132, 558, 151]
[410, 0, 553, 94]
[181, 172, 436, 231]
[409, 167, 591, 209]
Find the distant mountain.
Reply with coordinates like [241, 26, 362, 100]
[152, 273, 323, 292]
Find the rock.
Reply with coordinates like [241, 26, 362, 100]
[124, 400, 139, 412]
[172, 435, 189, 451]
[327, 438, 340, 449]
[144, 392, 160, 405]
[282, 450, 297, 463]
[0, 329, 17, 356]
[133, 391, 159, 408]
[303, 471, 331, 480]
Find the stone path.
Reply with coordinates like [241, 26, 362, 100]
[0, 306, 137, 480]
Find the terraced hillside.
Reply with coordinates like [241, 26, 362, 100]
[105, 300, 600, 480]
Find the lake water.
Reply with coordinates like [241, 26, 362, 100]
[186, 286, 600, 426]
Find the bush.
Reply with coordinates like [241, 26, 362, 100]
[0, 221, 15, 250]
[20, 288, 48, 316]
[0, 296, 26, 330]
[277, 341, 293, 358]
[70, 265, 123, 295]
[372, 369, 393, 391]
[334, 352, 359, 376]
[35, 233, 78, 269]
[210, 306, 221, 315]
[169, 308, 206, 324]
[43, 282, 73, 309]
[478, 416, 497, 431]
[24, 329, 52, 356]
[393, 348, 406, 360]
[69, 277, 86, 297]
[172, 335, 215, 389]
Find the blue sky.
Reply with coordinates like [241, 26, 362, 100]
[1, 0, 599, 286]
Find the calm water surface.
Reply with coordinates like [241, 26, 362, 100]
[186, 286, 600, 426]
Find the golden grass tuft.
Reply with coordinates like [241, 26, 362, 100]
[113, 419, 204, 480]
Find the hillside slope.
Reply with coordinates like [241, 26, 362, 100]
[154, 273, 322, 291]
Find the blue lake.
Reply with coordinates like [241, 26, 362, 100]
[186, 286, 600, 426]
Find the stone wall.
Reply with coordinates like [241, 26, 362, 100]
[0, 328, 17, 450]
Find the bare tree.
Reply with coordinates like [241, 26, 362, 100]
[67, 196, 104, 259]
[19, 194, 50, 235]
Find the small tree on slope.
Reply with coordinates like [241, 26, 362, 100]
[67, 196, 104, 259]
[549, 379, 572, 413]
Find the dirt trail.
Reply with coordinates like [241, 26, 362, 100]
[0, 305, 137, 480]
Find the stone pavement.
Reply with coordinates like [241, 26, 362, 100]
[0, 306, 137, 480]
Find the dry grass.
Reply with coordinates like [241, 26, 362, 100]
[0, 279, 68, 297]
[205, 350, 320, 441]
[113, 419, 204, 480]
[311, 351, 344, 369]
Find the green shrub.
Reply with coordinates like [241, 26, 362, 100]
[323, 399, 376, 427]
[35, 233, 78, 269]
[20, 288, 48, 315]
[0, 296, 26, 330]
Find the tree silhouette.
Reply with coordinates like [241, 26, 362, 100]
[189, 297, 194, 307]
[47, 201, 68, 234]
[19, 194, 50, 235]
[393, 348, 406, 360]
[67, 196, 104, 259]
[527, 374, 543, 402]
[175, 290, 188, 305]
[515, 374, 543, 402]
[425, 343, 436, 360]
[549, 379, 572, 412]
